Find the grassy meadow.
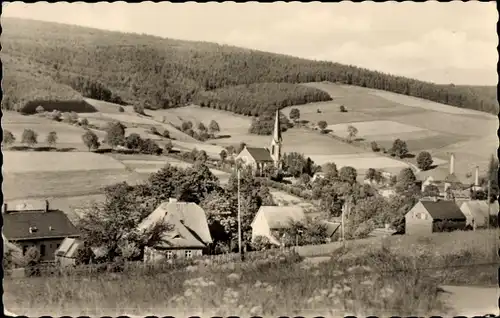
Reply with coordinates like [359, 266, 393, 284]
[4, 248, 451, 317]
[7, 229, 497, 316]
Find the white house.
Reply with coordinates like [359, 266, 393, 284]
[459, 200, 499, 229]
[251, 206, 306, 246]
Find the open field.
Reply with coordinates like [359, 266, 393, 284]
[3, 169, 146, 200]
[2, 111, 105, 150]
[327, 120, 425, 139]
[309, 153, 410, 174]
[3, 151, 126, 173]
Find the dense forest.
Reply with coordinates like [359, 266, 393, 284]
[2, 18, 498, 115]
[194, 83, 331, 116]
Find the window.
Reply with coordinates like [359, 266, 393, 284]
[166, 251, 173, 259]
[185, 250, 193, 259]
[271, 145, 275, 155]
[40, 244, 46, 257]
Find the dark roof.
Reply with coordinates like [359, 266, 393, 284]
[245, 147, 274, 162]
[320, 221, 341, 237]
[420, 200, 466, 220]
[3, 210, 80, 241]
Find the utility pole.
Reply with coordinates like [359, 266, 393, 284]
[237, 168, 243, 261]
[487, 179, 491, 230]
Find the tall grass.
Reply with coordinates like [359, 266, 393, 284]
[4, 249, 448, 317]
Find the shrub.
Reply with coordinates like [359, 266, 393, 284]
[164, 140, 174, 154]
[48, 110, 62, 121]
[125, 133, 143, 150]
[140, 139, 162, 155]
[162, 129, 170, 139]
[317, 120, 327, 131]
[80, 118, 89, 127]
[3, 130, 16, 146]
[150, 126, 159, 135]
[181, 121, 193, 131]
[390, 139, 409, 158]
[118, 106, 125, 113]
[133, 104, 145, 115]
[340, 105, 347, 112]
[46, 131, 58, 146]
[35, 105, 45, 113]
[21, 129, 38, 147]
[370, 141, 380, 152]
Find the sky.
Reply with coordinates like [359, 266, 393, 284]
[3, 1, 498, 86]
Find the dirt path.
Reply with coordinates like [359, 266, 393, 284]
[439, 285, 498, 316]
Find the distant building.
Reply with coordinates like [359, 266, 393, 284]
[251, 206, 306, 246]
[138, 198, 213, 262]
[2, 200, 80, 262]
[320, 220, 341, 242]
[405, 199, 467, 235]
[459, 200, 499, 229]
[55, 237, 85, 266]
[236, 110, 282, 174]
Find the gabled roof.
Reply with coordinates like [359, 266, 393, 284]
[320, 221, 341, 238]
[419, 200, 466, 220]
[55, 237, 83, 258]
[244, 147, 274, 162]
[254, 206, 306, 229]
[3, 210, 80, 241]
[461, 200, 499, 218]
[138, 200, 213, 249]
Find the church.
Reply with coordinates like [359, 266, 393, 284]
[236, 110, 283, 175]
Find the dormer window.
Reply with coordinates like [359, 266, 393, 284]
[29, 226, 38, 233]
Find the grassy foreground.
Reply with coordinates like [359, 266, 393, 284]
[5, 249, 450, 317]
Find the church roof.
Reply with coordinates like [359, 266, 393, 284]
[245, 147, 274, 162]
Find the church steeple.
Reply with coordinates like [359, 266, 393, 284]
[270, 109, 282, 166]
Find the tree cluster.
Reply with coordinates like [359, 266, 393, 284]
[280, 152, 321, 178]
[249, 110, 291, 135]
[3, 18, 496, 115]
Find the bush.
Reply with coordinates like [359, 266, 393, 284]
[317, 120, 328, 131]
[150, 126, 159, 135]
[133, 104, 145, 115]
[3, 130, 16, 146]
[370, 141, 380, 152]
[118, 106, 125, 113]
[80, 118, 89, 127]
[339, 105, 347, 112]
[21, 128, 38, 146]
[162, 129, 170, 139]
[35, 105, 45, 113]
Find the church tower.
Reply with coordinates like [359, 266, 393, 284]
[270, 109, 283, 167]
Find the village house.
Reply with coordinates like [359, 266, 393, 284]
[2, 200, 80, 262]
[251, 205, 306, 246]
[459, 200, 499, 229]
[405, 199, 467, 235]
[55, 237, 86, 266]
[236, 110, 282, 175]
[416, 153, 478, 200]
[138, 198, 213, 262]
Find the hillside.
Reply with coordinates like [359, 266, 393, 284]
[2, 17, 497, 115]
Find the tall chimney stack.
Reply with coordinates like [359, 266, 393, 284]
[449, 153, 455, 175]
[474, 166, 479, 187]
[45, 200, 49, 212]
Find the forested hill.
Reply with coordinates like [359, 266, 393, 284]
[2, 17, 498, 115]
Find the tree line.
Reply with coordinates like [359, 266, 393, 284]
[2, 18, 497, 115]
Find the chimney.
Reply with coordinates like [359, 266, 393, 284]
[49, 226, 53, 231]
[45, 200, 49, 212]
[475, 166, 479, 187]
[449, 153, 455, 175]
[2, 203, 7, 214]
[169, 198, 177, 203]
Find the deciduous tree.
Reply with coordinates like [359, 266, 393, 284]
[3, 130, 15, 146]
[46, 131, 58, 146]
[21, 129, 38, 147]
[82, 130, 100, 151]
[416, 151, 433, 171]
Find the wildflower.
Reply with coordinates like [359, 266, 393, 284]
[227, 273, 241, 282]
[184, 289, 194, 297]
[249, 305, 263, 315]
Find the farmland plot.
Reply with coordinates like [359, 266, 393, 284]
[308, 153, 409, 173]
[327, 120, 425, 139]
[3, 151, 126, 173]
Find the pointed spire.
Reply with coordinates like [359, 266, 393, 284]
[273, 109, 282, 143]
